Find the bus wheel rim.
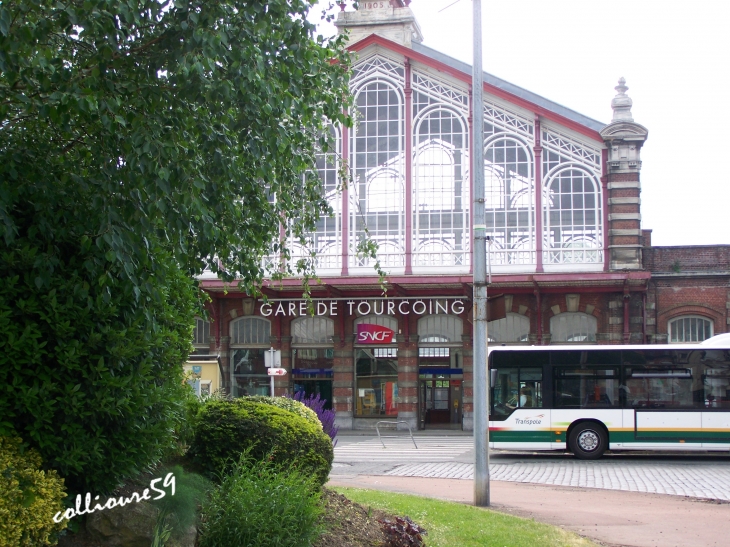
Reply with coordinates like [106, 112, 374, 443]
[578, 430, 599, 452]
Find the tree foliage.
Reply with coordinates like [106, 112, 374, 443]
[0, 0, 352, 494]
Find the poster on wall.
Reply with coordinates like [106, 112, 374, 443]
[357, 323, 395, 344]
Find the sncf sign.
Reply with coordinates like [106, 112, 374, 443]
[357, 323, 394, 344]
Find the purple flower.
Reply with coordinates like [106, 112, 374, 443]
[288, 392, 339, 446]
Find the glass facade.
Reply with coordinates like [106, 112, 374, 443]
[285, 53, 605, 274]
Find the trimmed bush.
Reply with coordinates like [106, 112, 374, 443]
[0, 437, 67, 547]
[247, 395, 321, 428]
[189, 398, 333, 486]
[198, 455, 323, 547]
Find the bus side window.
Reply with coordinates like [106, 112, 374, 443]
[491, 367, 543, 419]
[519, 369, 543, 408]
[491, 368, 519, 418]
[554, 367, 618, 408]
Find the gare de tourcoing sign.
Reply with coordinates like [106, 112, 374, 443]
[259, 298, 466, 319]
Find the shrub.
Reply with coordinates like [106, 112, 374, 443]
[291, 391, 339, 444]
[149, 465, 213, 542]
[247, 395, 321, 428]
[198, 455, 323, 547]
[380, 516, 427, 547]
[189, 398, 333, 486]
[0, 437, 67, 547]
[0, 247, 200, 495]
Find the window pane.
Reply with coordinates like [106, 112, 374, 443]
[704, 349, 730, 408]
[545, 168, 601, 264]
[550, 312, 597, 343]
[491, 350, 549, 368]
[484, 138, 535, 266]
[491, 367, 518, 418]
[231, 318, 271, 345]
[292, 348, 333, 379]
[625, 366, 695, 409]
[490, 365, 543, 419]
[669, 316, 713, 343]
[554, 367, 618, 408]
[231, 348, 268, 397]
[356, 349, 398, 416]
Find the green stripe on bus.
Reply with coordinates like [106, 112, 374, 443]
[490, 430, 554, 442]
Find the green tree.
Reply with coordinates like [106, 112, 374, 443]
[0, 0, 352, 494]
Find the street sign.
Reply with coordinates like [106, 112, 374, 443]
[267, 368, 287, 376]
[264, 348, 282, 368]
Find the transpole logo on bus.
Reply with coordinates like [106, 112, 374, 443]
[515, 414, 545, 425]
[357, 323, 395, 344]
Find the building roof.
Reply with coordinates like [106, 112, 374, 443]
[411, 42, 606, 133]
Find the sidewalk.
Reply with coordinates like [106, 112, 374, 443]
[328, 474, 730, 547]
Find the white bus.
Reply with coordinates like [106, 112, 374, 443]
[488, 338, 730, 459]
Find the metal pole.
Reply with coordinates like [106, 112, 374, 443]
[269, 347, 275, 397]
[472, 0, 490, 507]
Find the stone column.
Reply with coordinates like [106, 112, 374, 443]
[218, 336, 230, 395]
[600, 78, 648, 271]
[333, 335, 354, 430]
[396, 333, 419, 431]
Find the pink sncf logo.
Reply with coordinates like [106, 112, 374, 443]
[357, 323, 395, 344]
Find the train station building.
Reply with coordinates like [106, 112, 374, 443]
[191, 1, 730, 431]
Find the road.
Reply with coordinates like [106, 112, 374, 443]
[333, 434, 730, 501]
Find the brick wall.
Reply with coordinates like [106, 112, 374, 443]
[644, 246, 730, 273]
[644, 246, 730, 340]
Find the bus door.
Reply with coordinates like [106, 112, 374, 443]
[623, 350, 701, 445]
[490, 364, 548, 445]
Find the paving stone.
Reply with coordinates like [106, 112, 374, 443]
[385, 460, 730, 501]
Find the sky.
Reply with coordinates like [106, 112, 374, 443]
[312, 0, 730, 247]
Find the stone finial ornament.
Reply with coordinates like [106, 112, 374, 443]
[611, 77, 634, 122]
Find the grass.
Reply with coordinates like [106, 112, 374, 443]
[332, 487, 599, 547]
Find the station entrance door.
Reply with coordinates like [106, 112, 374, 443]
[419, 362, 463, 429]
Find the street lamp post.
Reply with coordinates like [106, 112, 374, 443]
[472, 0, 490, 507]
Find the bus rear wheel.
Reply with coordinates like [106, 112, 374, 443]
[569, 423, 607, 460]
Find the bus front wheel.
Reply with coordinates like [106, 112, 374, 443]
[569, 423, 607, 460]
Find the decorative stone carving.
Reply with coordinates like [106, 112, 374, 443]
[335, 1, 423, 47]
[600, 78, 648, 174]
[611, 77, 633, 122]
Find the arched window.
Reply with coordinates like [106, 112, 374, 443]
[291, 317, 335, 346]
[367, 168, 403, 212]
[192, 318, 211, 354]
[413, 107, 469, 271]
[484, 137, 534, 266]
[286, 127, 341, 273]
[488, 313, 530, 343]
[418, 334, 454, 358]
[669, 316, 713, 343]
[550, 312, 597, 343]
[230, 317, 270, 346]
[230, 317, 272, 397]
[417, 315, 463, 344]
[354, 314, 398, 336]
[351, 79, 405, 271]
[544, 167, 602, 265]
